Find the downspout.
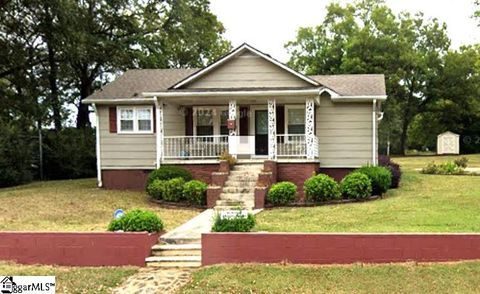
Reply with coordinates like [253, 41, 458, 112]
[372, 99, 377, 166]
[92, 103, 102, 187]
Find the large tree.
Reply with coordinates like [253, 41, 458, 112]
[286, 0, 450, 154]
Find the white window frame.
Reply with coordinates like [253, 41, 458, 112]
[284, 105, 306, 138]
[117, 106, 154, 134]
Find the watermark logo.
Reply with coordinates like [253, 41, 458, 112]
[0, 276, 55, 294]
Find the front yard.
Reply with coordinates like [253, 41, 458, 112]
[255, 154, 480, 232]
[0, 178, 198, 231]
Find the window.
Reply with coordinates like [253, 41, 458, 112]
[287, 107, 305, 135]
[196, 109, 213, 136]
[118, 106, 153, 133]
[220, 110, 229, 135]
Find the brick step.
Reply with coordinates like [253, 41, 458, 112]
[222, 186, 254, 193]
[145, 256, 201, 268]
[151, 244, 201, 257]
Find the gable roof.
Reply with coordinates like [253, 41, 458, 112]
[170, 43, 320, 89]
[310, 74, 386, 96]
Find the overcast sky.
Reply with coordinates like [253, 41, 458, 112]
[210, 0, 480, 62]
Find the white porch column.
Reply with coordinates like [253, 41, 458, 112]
[228, 100, 237, 136]
[155, 97, 164, 168]
[268, 99, 277, 160]
[305, 98, 315, 159]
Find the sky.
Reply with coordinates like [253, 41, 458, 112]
[210, 0, 480, 62]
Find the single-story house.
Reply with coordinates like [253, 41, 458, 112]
[83, 43, 386, 191]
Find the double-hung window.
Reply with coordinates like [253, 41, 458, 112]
[286, 107, 305, 135]
[118, 106, 153, 133]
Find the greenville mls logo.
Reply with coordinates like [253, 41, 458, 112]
[1, 276, 55, 294]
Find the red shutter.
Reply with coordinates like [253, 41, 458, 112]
[276, 105, 285, 135]
[153, 106, 156, 133]
[239, 106, 249, 136]
[109, 107, 117, 133]
[185, 107, 193, 136]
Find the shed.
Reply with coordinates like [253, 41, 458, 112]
[437, 131, 460, 155]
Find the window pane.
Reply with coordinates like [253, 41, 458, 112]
[121, 120, 134, 131]
[288, 108, 305, 125]
[220, 126, 229, 135]
[197, 110, 213, 126]
[288, 124, 305, 134]
[138, 120, 151, 131]
[137, 108, 151, 120]
[197, 126, 213, 136]
[120, 109, 134, 120]
[220, 110, 228, 125]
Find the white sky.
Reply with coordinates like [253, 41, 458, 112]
[210, 0, 480, 62]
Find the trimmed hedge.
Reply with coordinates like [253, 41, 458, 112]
[379, 155, 402, 188]
[147, 177, 186, 202]
[183, 180, 208, 205]
[304, 174, 340, 202]
[147, 166, 192, 186]
[341, 172, 372, 199]
[212, 212, 256, 232]
[107, 209, 163, 232]
[267, 181, 297, 205]
[356, 166, 392, 195]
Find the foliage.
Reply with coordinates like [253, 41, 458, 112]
[107, 209, 163, 233]
[356, 166, 392, 195]
[454, 157, 469, 168]
[183, 180, 208, 205]
[147, 178, 186, 202]
[147, 166, 192, 186]
[340, 172, 372, 199]
[219, 150, 237, 167]
[303, 174, 341, 202]
[212, 211, 256, 232]
[420, 161, 465, 175]
[267, 182, 297, 205]
[0, 121, 33, 187]
[379, 155, 402, 188]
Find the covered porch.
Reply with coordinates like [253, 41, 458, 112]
[145, 88, 323, 165]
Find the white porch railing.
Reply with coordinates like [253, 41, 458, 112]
[277, 134, 319, 159]
[163, 135, 228, 159]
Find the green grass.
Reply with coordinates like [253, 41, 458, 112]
[255, 154, 480, 233]
[180, 262, 480, 293]
[0, 178, 199, 231]
[0, 262, 137, 293]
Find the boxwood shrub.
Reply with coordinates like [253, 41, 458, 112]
[356, 166, 392, 195]
[304, 174, 341, 202]
[341, 172, 372, 199]
[147, 177, 185, 202]
[107, 209, 163, 232]
[211, 212, 256, 232]
[183, 180, 208, 205]
[267, 181, 297, 205]
[147, 166, 192, 186]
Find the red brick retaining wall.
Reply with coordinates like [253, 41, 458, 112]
[0, 232, 159, 267]
[277, 163, 319, 200]
[202, 233, 480, 266]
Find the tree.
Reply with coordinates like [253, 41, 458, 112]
[286, 0, 450, 154]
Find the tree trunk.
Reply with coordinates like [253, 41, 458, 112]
[76, 69, 92, 129]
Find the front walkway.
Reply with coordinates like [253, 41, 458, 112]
[113, 268, 192, 294]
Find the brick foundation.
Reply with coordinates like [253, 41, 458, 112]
[173, 164, 219, 184]
[102, 169, 150, 190]
[319, 168, 355, 182]
[207, 187, 222, 208]
[277, 163, 319, 200]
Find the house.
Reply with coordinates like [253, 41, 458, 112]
[83, 43, 386, 195]
[1, 276, 15, 293]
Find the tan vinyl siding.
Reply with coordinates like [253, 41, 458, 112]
[163, 103, 185, 136]
[187, 51, 311, 88]
[316, 96, 373, 167]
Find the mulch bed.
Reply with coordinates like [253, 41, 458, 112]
[264, 195, 383, 209]
[150, 199, 206, 210]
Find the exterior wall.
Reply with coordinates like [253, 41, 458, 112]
[319, 168, 355, 182]
[316, 95, 373, 167]
[202, 233, 480, 266]
[186, 51, 311, 88]
[0, 232, 159, 267]
[276, 163, 319, 200]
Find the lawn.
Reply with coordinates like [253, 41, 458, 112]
[180, 261, 480, 293]
[0, 262, 136, 293]
[255, 154, 480, 232]
[0, 178, 198, 231]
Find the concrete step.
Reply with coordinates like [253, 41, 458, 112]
[151, 243, 201, 257]
[219, 193, 254, 200]
[145, 255, 201, 268]
[160, 236, 201, 245]
[222, 186, 254, 193]
[216, 199, 244, 206]
[233, 165, 263, 171]
[229, 170, 260, 176]
[227, 174, 258, 181]
[225, 179, 257, 186]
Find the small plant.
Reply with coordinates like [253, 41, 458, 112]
[421, 162, 439, 174]
[146, 177, 185, 202]
[219, 150, 237, 167]
[107, 209, 163, 233]
[183, 180, 208, 205]
[341, 172, 372, 199]
[421, 161, 465, 175]
[356, 166, 392, 195]
[267, 181, 297, 205]
[454, 157, 469, 168]
[304, 174, 341, 202]
[211, 210, 256, 232]
[147, 166, 192, 187]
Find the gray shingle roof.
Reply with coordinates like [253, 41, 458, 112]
[84, 70, 385, 101]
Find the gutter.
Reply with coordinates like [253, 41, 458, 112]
[372, 99, 377, 166]
[143, 88, 323, 98]
[92, 103, 103, 187]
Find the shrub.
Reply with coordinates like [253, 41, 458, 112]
[341, 172, 372, 199]
[267, 181, 297, 205]
[421, 162, 439, 174]
[219, 150, 237, 167]
[356, 166, 392, 195]
[211, 211, 256, 232]
[183, 180, 208, 205]
[379, 155, 402, 188]
[146, 177, 185, 202]
[421, 161, 465, 175]
[454, 157, 469, 168]
[147, 166, 192, 186]
[304, 174, 340, 202]
[107, 209, 163, 232]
